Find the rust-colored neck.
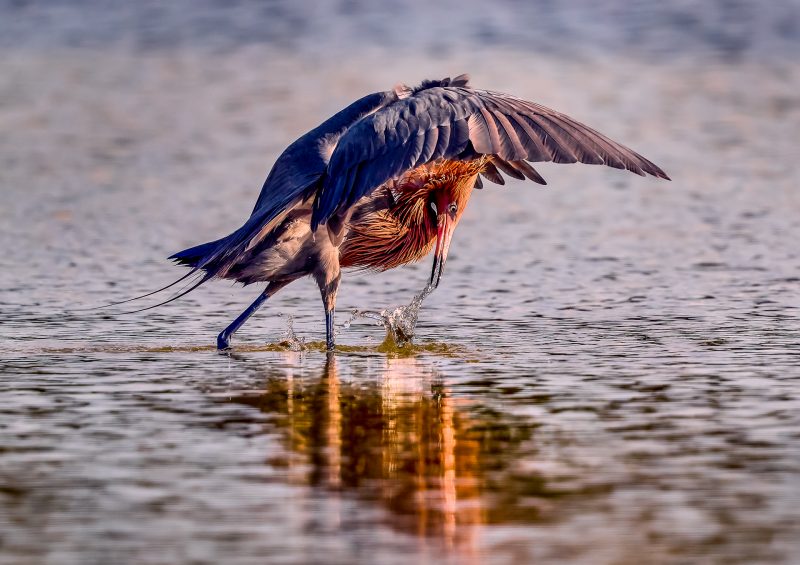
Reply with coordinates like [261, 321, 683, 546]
[341, 159, 484, 271]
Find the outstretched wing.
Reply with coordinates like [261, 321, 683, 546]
[311, 77, 669, 229]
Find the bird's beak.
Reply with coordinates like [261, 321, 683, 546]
[429, 209, 456, 289]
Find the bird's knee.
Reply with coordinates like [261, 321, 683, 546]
[316, 271, 341, 311]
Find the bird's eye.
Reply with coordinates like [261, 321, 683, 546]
[430, 201, 437, 214]
[448, 203, 458, 214]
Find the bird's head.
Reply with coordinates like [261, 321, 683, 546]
[426, 173, 477, 289]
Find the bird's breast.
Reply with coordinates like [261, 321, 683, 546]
[340, 210, 435, 271]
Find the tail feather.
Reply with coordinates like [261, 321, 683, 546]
[81, 237, 226, 312]
[87, 189, 307, 314]
[76, 269, 200, 311]
[116, 272, 214, 315]
[169, 237, 229, 268]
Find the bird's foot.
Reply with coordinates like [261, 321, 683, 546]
[217, 332, 232, 351]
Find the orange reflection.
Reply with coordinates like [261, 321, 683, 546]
[230, 354, 541, 556]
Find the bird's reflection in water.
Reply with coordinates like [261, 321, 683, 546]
[229, 354, 544, 553]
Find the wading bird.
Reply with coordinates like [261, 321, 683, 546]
[125, 74, 669, 350]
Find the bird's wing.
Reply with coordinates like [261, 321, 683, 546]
[192, 89, 396, 273]
[311, 79, 669, 228]
[250, 90, 396, 217]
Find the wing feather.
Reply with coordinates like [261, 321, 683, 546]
[480, 107, 504, 155]
[419, 126, 439, 164]
[509, 160, 547, 185]
[492, 158, 525, 180]
[432, 123, 451, 160]
[450, 118, 471, 153]
[311, 81, 669, 228]
[491, 110, 528, 161]
[467, 112, 494, 154]
[481, 161, 506, 185]
[507, 112, 554, 162]
[539, 112, 628, 169]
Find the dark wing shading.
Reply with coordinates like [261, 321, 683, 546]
[487, 157, 547, 185]
[171, 89, 396, 275]
[311, 84, 669, 228]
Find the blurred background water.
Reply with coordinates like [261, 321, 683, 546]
[1, 1, 800, 564]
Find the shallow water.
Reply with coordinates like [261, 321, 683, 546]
[2, 2, 800, 564]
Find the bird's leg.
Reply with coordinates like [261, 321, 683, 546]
[317, 271, 341, 352]
[217, 280, 288, 350]
[325, 309, 335, 351]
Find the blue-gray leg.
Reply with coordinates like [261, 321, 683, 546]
[325, 308, 335, 351]
[317, 272, 341, 352]
[217, 281, 287, 350]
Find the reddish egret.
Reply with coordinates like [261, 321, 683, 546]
[125, 74, 669, 350]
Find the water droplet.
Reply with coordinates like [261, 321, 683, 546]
[277, 313, 306, 351]
[345, 283, 435, 346]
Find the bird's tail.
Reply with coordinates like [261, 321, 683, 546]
[78, 268, 201, 311]
[168, 237, 229, 268]
[81, 236, 232, 312]
[87, 189, 306, 313]
[111, 271, 215, 314]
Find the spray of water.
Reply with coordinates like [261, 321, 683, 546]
[344, 282, 436, 346]
[273, 283, 436, 351]
[277, 313, 306, 351]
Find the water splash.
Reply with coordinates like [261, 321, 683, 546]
[271, 284, 437, 351]
[345, 282, 436, 346]
[277, 313, 306, 351]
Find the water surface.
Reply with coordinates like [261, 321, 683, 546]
[2, 3, 800, 564]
